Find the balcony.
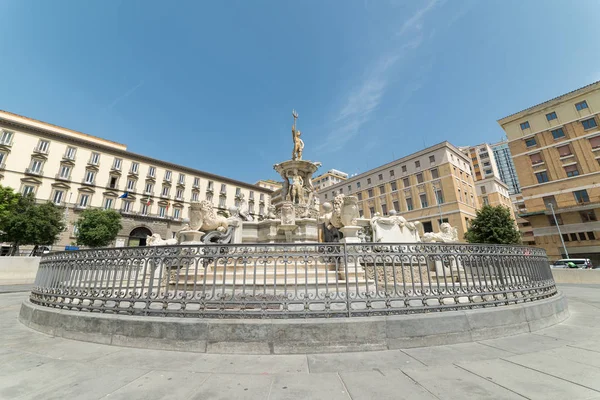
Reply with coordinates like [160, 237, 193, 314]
[87, 160, 100, 167]
[25, 168, 43, 176]
[128, 169, 139, 176]
[55, 173, 71, 182]
[160, 193, 170, 199]
[106, 183, 119, 190]
[0, 139, 12, 148]
[0, 163, 5, 170]
[62, 154, 76, 162]
[75, 204, 88, 210]
[81, 179, 95, 186]
[206, 187, 214, 193]
[32, 146, 49, 155]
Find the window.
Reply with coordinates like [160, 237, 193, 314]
[381, 204, 388, 215]
[480, 186, 487, 195]
[127, 179, 135, 191]
[520, 121, 530, 130]
[378, 173, 383, 181]
[248, 202, 255, 213]
[178, 174, 185, 184]
[219, 196, 226, 208]
[141, 203, 149, 215]
[535, 171, 549, 183]
[431, 168, 439, 179]
[112, 158, 122, 170]
[191, 192, 199, 202]
[339, 188, 343, 194]
[435, 189, 444, 204]
[104, 198, 114, 210]
[589, 136, 600, 149]
[346, 185, 351, 193]
[564, 164, 579, 177]
[579, 232, 588, 241]
[357, 193, 362, 201]
[359, 209, 364, 217]
[0, 151, 5, 166]
[368, 188, 373, 198]
[162, 186, 170, 196]
[406, 197, 413, 211]
[52, 190, 64, 205]
[23, 185, 35, 196]
[78, 194, 89, 208]
[108, 176, 118, 189]
[122, 200, 131, 212]
[580, 210, 597, 222]
[546, 112, 557, 121]
[484, 169, 492, 175]
[65, 146, 76, 160]
[390, 181, 397, 191]
[525, 138, 537, 147]
[530, 153, 543, 165]
[220, 183, 226, 194]
[84, 170, 95, 184]
[159, 206, 166, 217]
[582, 118, 597, 130]
[148, 166, 156, 178]
[557, 145, 572, 157]
[422, 221, 433, 233]
[551, 128, 565, 139]
[389, 170, 395, 177]
[393, 200, 399, 212]
[90, 152, 100, 165]
[29, 159, 43, 174]
[0, 130, 12, 145]
[570, 233, 578, 241]
[416, 173, 424, 183]
[401, 165, 407, 173]
[260, 193, 264, 201]
[482, 196, 489, 205]
[379, 185, 386, 195]
[429, 155, 435, 163]
[193, 177, 200, 187]
[145, 182, 153, 194]
[176, 188, 183, 199]
[356, 182, 361, 189]
[574, 189, 590, 204]
[588, 232, 596, 240]
[419, 193, 428, 208]
[164, 170, 172, 181]
[367, 178, 372, 185]
[575, 100, 588, 111]
[415, 160, 420, 168]
[173, 208, 181, 219]
[548, 214, 563, 226]
[59, 165, 71, 179]
[130, 162, 139, 173]
[36, 139, 50, 153]
[403, 177, 410, 188]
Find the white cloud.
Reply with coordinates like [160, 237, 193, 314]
[318, 1, 441, 153]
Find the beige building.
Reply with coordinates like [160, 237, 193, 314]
[312, 169, 348, 191]
[255, 179, 281, 191]
[498, 81, 600, 263]
[0, 110, 272, 248]
[318, 142, 480, 239]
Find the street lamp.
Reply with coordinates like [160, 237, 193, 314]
[434, 182, 444, 226]
[548, 202, 569, 258]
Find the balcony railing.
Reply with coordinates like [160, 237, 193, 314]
[25, 168, 43, 176]
[55, 174, 71, 181]
[33, 146, 49, 155]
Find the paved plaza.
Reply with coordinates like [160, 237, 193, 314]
[1, 285, 600, 399]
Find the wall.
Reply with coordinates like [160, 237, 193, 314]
[0, 257, 40, 285]
[551, 269, 600, 284]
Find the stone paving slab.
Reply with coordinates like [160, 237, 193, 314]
[1, 285, 600, 399]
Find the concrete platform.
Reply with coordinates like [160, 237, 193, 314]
[18, 290, 568, 354]
[1, 284, 600, 399]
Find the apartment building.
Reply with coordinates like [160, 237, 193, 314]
[498, 81, 600, 263]
[255, 179, 281, 191]
[491, 141, 521, 195]
[318, 142, 479, 239]
[0, 110, 271, 248]
[312, 169, 348, 191]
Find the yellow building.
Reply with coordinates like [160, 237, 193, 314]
[312, 169, 348, 191]
[498, 81, 600, 264]
[0, 110, 272, 249]
[318, 142, 480, 239]
[255, 179, 281, 191]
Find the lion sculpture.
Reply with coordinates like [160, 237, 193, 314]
[189, 200, 229, 233]
[146, 233, 178, 246]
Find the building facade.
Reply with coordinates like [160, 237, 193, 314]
[317, 142, 480, 239]
[498, 81, 600, 263]
[255, 179, 281, 191]
[312, 169, 348, 191]
[0, 110, 272, 249]
[491, 140, 521, 195]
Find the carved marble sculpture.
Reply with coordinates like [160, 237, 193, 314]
[147, 233, 178, 246]
[236, 193, 254, 222]
[189, 200, 229, 233]
[288, 171, 304, 205]
[370, 212, 421, 243]
[422, 223, 459, 243]
[281, 202, 296, 226]
[266, 204, 277, 220]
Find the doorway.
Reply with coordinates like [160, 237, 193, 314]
[128, 226, 152, 247]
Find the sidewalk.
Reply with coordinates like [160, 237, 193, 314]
[1, 285, 600, 399]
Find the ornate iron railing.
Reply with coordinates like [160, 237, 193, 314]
[30, 243, 556, 318]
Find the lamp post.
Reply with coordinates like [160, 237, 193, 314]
[548, 202, 569, 258]
[434, 182, 444, 226]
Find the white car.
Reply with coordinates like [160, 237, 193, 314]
[550, 258, 593, 269]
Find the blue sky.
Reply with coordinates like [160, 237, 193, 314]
[1, 0, 599, 183]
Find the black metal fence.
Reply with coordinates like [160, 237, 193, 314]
[30, 243, 556, 318]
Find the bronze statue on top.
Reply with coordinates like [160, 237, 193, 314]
[291, 109, 304, 161]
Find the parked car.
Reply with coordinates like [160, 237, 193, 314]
[551, 258, 594, 269]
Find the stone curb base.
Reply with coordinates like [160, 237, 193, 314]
[19, 293, 569, 354]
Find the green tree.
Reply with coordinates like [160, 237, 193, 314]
[75, 209, 122, 248]
[0, 185, 20, 233]
[465, 205, 521, 245]
[3, 195, 66, 253]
